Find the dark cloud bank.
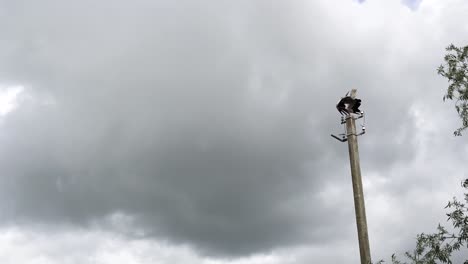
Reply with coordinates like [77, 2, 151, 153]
[0, 0, 464, 259]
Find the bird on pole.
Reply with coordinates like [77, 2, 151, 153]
[336, 91, 362, 115]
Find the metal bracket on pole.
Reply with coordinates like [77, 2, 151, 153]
[331, 112, 366, 143]
[331, 134, 348, 142]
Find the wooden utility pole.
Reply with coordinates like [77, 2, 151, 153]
[346, 89, 371, 264]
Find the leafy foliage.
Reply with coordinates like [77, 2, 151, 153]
[437, 44, 468, 136]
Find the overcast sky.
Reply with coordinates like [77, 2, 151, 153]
[0, 0, 468, 263]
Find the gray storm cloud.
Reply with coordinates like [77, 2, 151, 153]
[0, 0, 466, 259]
[0, 0, 342, 256]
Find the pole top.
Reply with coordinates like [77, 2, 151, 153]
[350, 89, 357, 98]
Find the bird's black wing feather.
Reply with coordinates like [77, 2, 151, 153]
[352, 99, 361, 113]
